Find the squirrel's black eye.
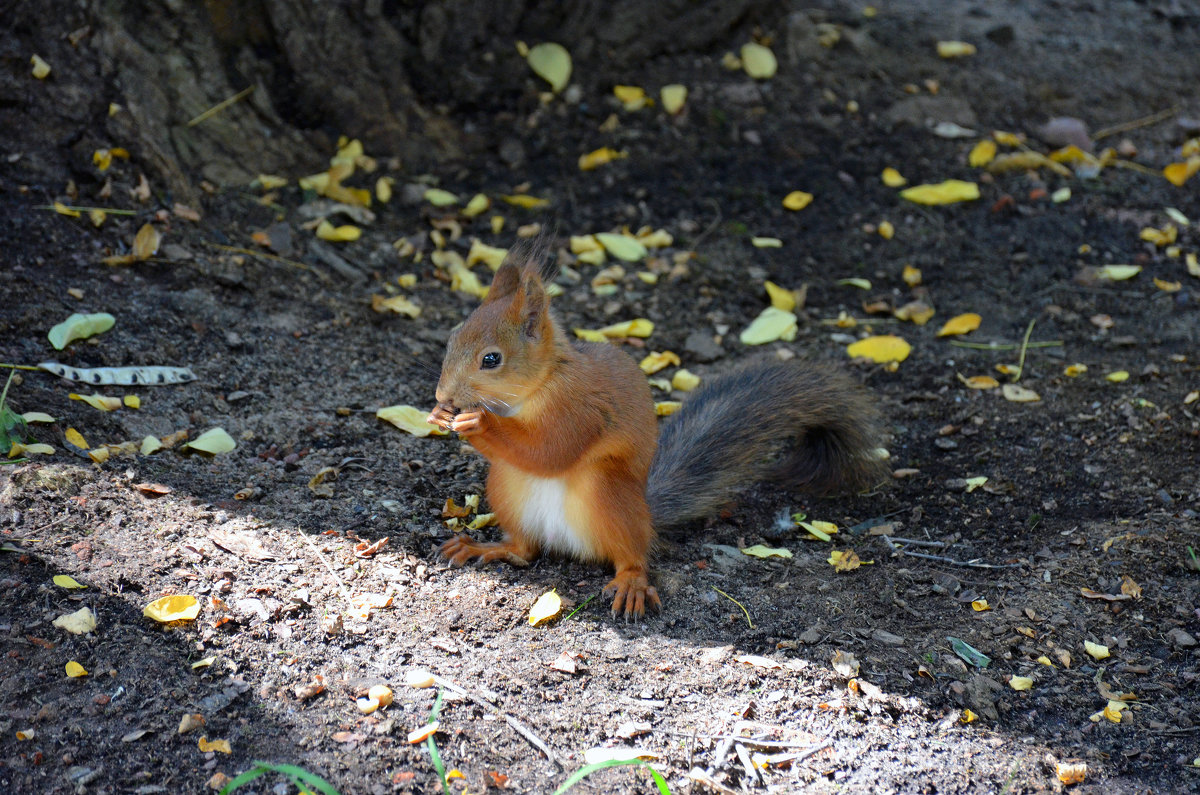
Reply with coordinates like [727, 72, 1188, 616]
[481, 351, 502, 369]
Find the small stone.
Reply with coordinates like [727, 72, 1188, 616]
[1168, 629, 1196, 648]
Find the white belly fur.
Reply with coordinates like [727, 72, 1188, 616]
[520, 476, 592, 558]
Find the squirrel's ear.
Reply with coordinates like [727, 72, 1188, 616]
[483, 263, 521, 304]
[514, 267, 548, 339]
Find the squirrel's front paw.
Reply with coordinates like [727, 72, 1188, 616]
[603, 570, 661, 620]
[440, 535, 532, 568]
[426, 404, 456, 430]
[448, 410, 484, 436]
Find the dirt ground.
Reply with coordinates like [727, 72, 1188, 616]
[2, 2, 1199, 794]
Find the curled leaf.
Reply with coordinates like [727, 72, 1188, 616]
[526, 42, 572, 92]
[144, 595, 200, 623]
[528, 590, 562, 626]
[48, 312, 115, 350]
[742, 545, 792, 559]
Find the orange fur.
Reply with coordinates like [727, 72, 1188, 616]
[427, 251, 885, 619]
[429, 259, 658, 617]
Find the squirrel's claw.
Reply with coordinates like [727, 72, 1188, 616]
[440, 535, 532, 568]
[603, 570, 661, 620]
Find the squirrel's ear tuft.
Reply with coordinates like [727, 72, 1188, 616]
[484, 263, 521, 304]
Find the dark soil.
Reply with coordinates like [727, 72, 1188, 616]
[2, 2, 1199, 794]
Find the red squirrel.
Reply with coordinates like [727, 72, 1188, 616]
[427, 252, 886, 618]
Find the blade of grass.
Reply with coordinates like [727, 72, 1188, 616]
[220, 762, 340, 795]
[553, 759, 670, 795]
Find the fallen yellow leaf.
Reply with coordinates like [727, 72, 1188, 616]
[69, 393, 123, 412]
[671, 369, 700, 391]
[198, 736, 232, 754]
[52, 607, 97, 634]
[1064, 363, 1088, 377]
[371, 294, 421, 318]
[528, 590, 562, 626]
[613, 85, 650, 111]
[30, 54, 51, 79]
[315, 220, 361, 242]
[957, 374, 999, 390]
[53, 575, 86, 589]
[660, 84, 687, 114]
[1105, 371, 1129, 383]
[936, 312, 981, 337]
[881, 167, 907, 187]
[65, 661, 88, 678]
[740, 42, 777, 79]
[466, 239, 508, 270]
[377, 405, 448, 437]
[900, 180, 980, 205]
[654, 401, 683, 416]
[764, 280, 796, 311]
[937, 40, 976, 58]
[968, 140, 997, 167]
[782, 191, 813, 211]
[742, 545, 793, 559]
[579, 147, 627, 171]
[143, 595, 200, 623]
[181, 428, 236, 455]
[740, 307, 798, 345]
[846, 335, 911, 363]
[1095, 265, 1141, 281]
[971, 599, 991, 612]
[525, 42, 571, 92]
[64, 427, 89, 449]
[639, 351, 680, 375]
[500, 194, 550, 209]
[1084, 641, 1110, 660]
[1009, 675, 1033, 691]
[1001, 384, 1040, 403]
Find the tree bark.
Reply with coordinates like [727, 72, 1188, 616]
[3, 0, 774, 201]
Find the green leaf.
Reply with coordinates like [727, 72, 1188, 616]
[948, 636, 991, 669]
[47, 312, 115, 350]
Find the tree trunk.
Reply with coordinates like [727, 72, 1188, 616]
[1, 0, 774, 203]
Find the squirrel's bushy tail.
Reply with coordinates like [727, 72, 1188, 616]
[647, 359, 886, 528]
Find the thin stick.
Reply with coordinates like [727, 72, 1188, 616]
[35, 204, 138, 216]
[882, 537, 948, 549]
[712, 587, 753, 629]
[430, 674, 560, 768]
[186, 86, 255, 127]
[882, 537, 1023, 569]
[204, 242, 328, 281]
[1012, 317, 1038, 383]
[948, 340, 1061, 351]
[0, 363, 41, 371]
[1093, 106, 1178, 140]
[658, 730, 830, 750]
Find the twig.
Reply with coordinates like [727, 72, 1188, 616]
[687, 767, 740, 794]
[881, 537, 948, 549]
[34, 204, 138, 216]
[1012, 317, 1038, 383]
[712, 587, 753, 628]
[0, 363, 41, 371]
[881, 537, 1024, 569]
[658, 729, 828, 750]
[947, 340, 1061, 351]
[186, 86, 255, 127]
[733, 742, 763, 786]
[1093, 106, 1178, 140]
[204, 242, 331, 283]
[690, 199, 723, 249]
[430, 674, 560, 768]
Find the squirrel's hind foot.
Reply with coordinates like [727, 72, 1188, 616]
[603, 569, 661, 620]
[440, 535, 534, 568]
